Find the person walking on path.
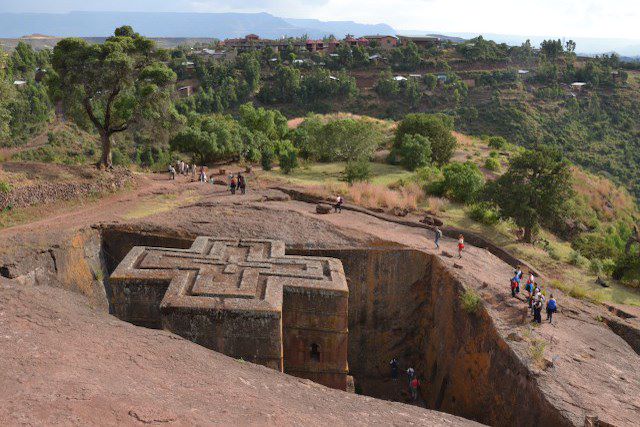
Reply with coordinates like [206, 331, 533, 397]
[532, 291, 543, 323]
[410, 377, 420, 401]
[390, 358, 399, 380]
[546, 294, 557, 323]
[168, 165, 176, 180]
[237, 173, 246, 195]
[510, 274, 521, 298]
[334, 195, 344, 213]
[191, 164, 196, 181]
[434, 227, 442, 250]
[457, 234, 465, 259]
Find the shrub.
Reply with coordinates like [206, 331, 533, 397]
[569, 250, 589, 268]
[467, 202, 500, 225]
[441, 162, 485, 203]
[546, 245, 561, 260]
[276, 140, 298, 174]
[344, 160, 372, 184]
[484, 157, 501, 172]
[589, 258, 603, 276]
[261, 147, 275, 171]
[571, 233, 617, 260]
[0, 181, 11, 194]
[529, 338, 546, 366]
[398, 133, 432, 171]
[460, 289, 481, 314]
[487, 136, 507, 149]
[278, 147, 298, 174]
[111, 148, 131, 167]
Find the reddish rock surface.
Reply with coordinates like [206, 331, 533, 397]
[0, 174, 639, 426]
[0, 281, 478, 426]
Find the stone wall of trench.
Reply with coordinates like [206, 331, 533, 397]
[3, 227, 574, 426]
[291, 247, 570, 427]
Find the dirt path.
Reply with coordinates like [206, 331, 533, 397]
[0, 173, 205, 239]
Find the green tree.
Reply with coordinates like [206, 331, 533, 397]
[486, 146, 573, 242]
[277, 140, 299, 174]
[51, 26, 176, 167]
[540, 39, 564, 61]
[374, 70, 400, 97]
[398, 133, 431, 171]
[402, 78, 422, 108]
[238, 102, 288, 140]
[317, 118, 383, 162]
[394, 113, 457, 165]
[170, 114, 242, 164]
[344, 159, 372, 183]
[441, 162, 485, 203]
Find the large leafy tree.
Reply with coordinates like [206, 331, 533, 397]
[50, 26, 176, 168]
[486, 146, 574, 242]
[394, 113, 456, 165]
[170, 114, 243, 164]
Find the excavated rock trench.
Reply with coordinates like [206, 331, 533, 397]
[2, 224, 571, 426]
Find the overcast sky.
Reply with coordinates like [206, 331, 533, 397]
[2, 0, 639, 39]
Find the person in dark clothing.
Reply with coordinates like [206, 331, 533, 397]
[237, 174, 246, 195]
[533, 297, 543, 323]
[390, 358, 399, 380]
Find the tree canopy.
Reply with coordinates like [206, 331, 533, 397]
[394, 113, 457, 165]
[486, 146, 574, 242]
[50, 26, 176, 167]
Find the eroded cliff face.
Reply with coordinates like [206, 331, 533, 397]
[292, 247, 570, 427]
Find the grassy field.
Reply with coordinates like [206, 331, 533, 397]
[261, 161, 413, 187]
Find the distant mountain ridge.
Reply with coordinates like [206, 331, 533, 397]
[0, 11, 396, 39]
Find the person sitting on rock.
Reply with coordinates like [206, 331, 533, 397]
[546, 294, 557, 323]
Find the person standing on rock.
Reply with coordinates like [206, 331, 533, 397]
[546, 294, 557, 323]
[410, 377, 420, 401]
[334, 195, 344, 213]
[435, 227, 442, 250]
[457, 234, 465, 258]
[230, 175, 237, 195]
[390, 358, 399, 380]
[406, 366, 415, 389]
[238, 174, 246, 195]
[510, 274, 521, 298]
[532, 291, 543, 323]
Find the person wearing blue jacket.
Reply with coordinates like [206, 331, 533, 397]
[546, 294, 557, 323]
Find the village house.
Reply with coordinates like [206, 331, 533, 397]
[397, 35, 441, 49]
[363, 35, 397, 50]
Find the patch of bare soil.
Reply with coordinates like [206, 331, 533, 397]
[0, 281, 478, 426]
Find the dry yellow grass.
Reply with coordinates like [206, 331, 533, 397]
[305, 181, 423, 212]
